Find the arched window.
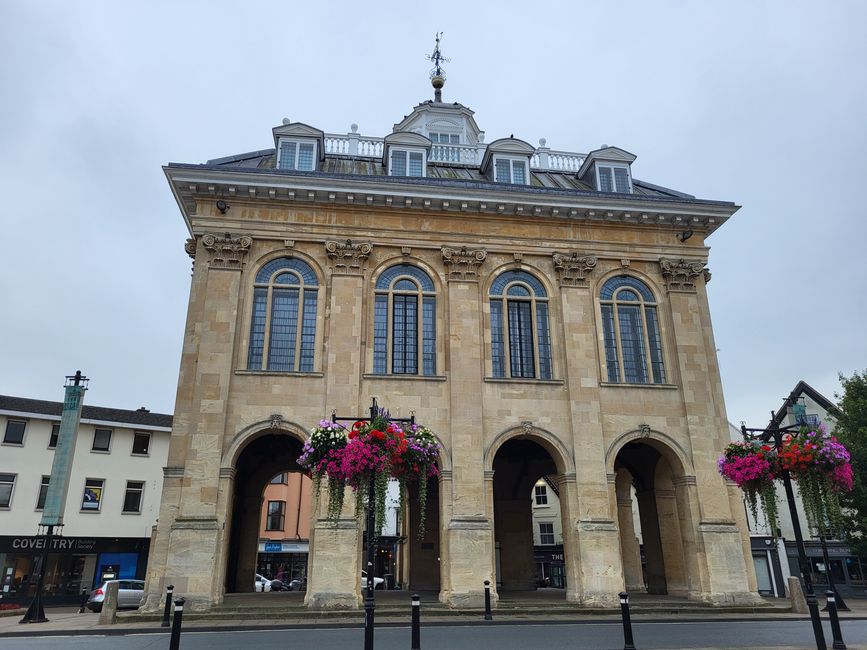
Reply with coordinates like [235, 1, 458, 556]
[373, 264, 436, 376]
[489, 270, 552, 379]
[247, 257, 319, 372]
[599, 276, 665, 384]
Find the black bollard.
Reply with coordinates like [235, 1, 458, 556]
[826, 591, 847, 650]
[411, 593, 421, 650]
[619, 592, 636, 650]
[169, 597, 185, 650]
[161, 584, 175, 628]
[483, 580, 492, 621]
[78, 587, 88, 614]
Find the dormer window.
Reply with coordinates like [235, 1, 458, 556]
[430, 133, 460, 144]
[278, 140, 316, 171]
[494, 157, 528, 184]
[389, 149, 426, 177]
[597, 164, 631, 194]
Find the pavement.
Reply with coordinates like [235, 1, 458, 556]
[2, 592, 866, 639]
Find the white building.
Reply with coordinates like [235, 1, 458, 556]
[0, 394, 171, 606]
[732, 381, 866, 599]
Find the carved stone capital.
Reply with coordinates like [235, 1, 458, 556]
[201, 232, 252, 270]
[659, 257, 709, 293]
[441, 246, 487, 281]
[325, 239, 373, 274]
[184, 237, 197, 259]
[552, 252, 597, 287]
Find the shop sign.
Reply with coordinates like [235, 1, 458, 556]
[259, 541, 309, 554]
[264, 542, 282, 552]
[5, 536, 98, 552]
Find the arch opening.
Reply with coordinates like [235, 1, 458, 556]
[226, 431, 312, 594]
[492, 437, 567, 594]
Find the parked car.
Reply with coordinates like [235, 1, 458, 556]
[86, 579, 145, 612]
[254, 573, 272, 592]
[361, 571, 384, 590]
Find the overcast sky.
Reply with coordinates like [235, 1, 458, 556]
[2, 1, 865, 430]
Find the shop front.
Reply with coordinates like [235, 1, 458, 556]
[785, 541, 867, 599]
[0, 535, 150, 606]
[534, 547, 566, 589]
[256, 540, 308, 587]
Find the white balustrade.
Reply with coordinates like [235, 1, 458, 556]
[324, 132, 584, 171]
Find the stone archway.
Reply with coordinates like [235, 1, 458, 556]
[612, 439, 692, 597]
[225, 430, 307, 593]
[490, 435, 569, 593]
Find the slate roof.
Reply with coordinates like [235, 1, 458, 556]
[0, 395, 173, 428]
[768, 380, 840, 428]
[200, 151, 701, 203]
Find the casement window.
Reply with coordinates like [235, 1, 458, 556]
[132, 431, 151, 455]
[429, 132, 460, 144]
[36, 476, 50, 510]
[122, 481, 144, 513]
[539, 522, 555, 545]
[92, 428, 112, 452]
[600, 276, 666, 384]
[277, 139, 316, 171]
[3, 420, 26, 445]
[0, 473, 15, 508]
[534, 483, 548, 505]
[489, 270, 552, 380]
[266, 500, 286, 531]
[81, 478, 104, 511]
[389, 149, 426, 177]
[49, 424, 60, 449]
[373, 264, 437, 376]
[597, 164, 631, 193]
[494, 157, 528, 184]
[247, 257, 319, 372]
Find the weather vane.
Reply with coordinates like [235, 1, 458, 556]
[426, 32, 450, 101]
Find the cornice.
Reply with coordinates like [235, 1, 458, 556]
[164, 165, 738, 236]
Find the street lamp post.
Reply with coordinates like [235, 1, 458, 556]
[815, 530, 849, 612]
[331, 397, 414, 650]
[741, 416, 827, 650]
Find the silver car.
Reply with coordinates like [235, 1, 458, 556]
[86, 579, 145, 612]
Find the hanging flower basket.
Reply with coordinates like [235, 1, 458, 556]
[298, 411, 440, 539]
[779, 424, 853, 533]
[718, 441, 781, 536]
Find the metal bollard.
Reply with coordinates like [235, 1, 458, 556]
[78, 587, 88, 614]
[169, 597, 185, 650]
[411, 593, 421, 650]
[483, 580, 492, 621]
[826, 591, 847, 650]
[619, 592, 636, 650]
[161, 584, 174, 628]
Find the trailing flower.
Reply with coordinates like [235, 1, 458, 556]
[297, 411, 441, 540]
[718, 441, 780, 536]
[780, 424, 853, 533]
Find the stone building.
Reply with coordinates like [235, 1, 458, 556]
[144, 59, 761, 611]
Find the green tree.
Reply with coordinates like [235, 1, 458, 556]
[834, 370, 867, 558]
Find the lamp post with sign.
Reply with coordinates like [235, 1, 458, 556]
[20, 372, 88, 624]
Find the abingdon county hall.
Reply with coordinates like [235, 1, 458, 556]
[142, 65, 762, 612]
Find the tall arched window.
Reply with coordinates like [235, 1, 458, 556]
[373, 264, 436, 376]
[489, 270, 552, 379]
[600, 276, 665, 384]
[247, 257, 319, 372]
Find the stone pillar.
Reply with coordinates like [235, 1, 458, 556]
[615, 470, 644, 593]
[555, 254, 622, 605]
[441, 247, 493, 608]
[233, 494, 262, 593]
[494, 499, 536, 590]
[656, 487, 688, 596]
[306, 241, 371, 608]
[660, 258, 760, 604]
[636, 489, 667, 594]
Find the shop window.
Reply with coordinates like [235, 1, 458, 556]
[534, 483, 548, 505]
[539, 522, 555, 545]
[122, 481, 144, 513]
[49, 424, 60, 448]
[0, 473, 15, 508]
[132, 431, 150, 455]
[36, 476, 50, 510]
[92, 428, 112, 452]
[266, 500, 286, 531]
[81, 478, 104, 511]
[3, 420, 26, 445]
